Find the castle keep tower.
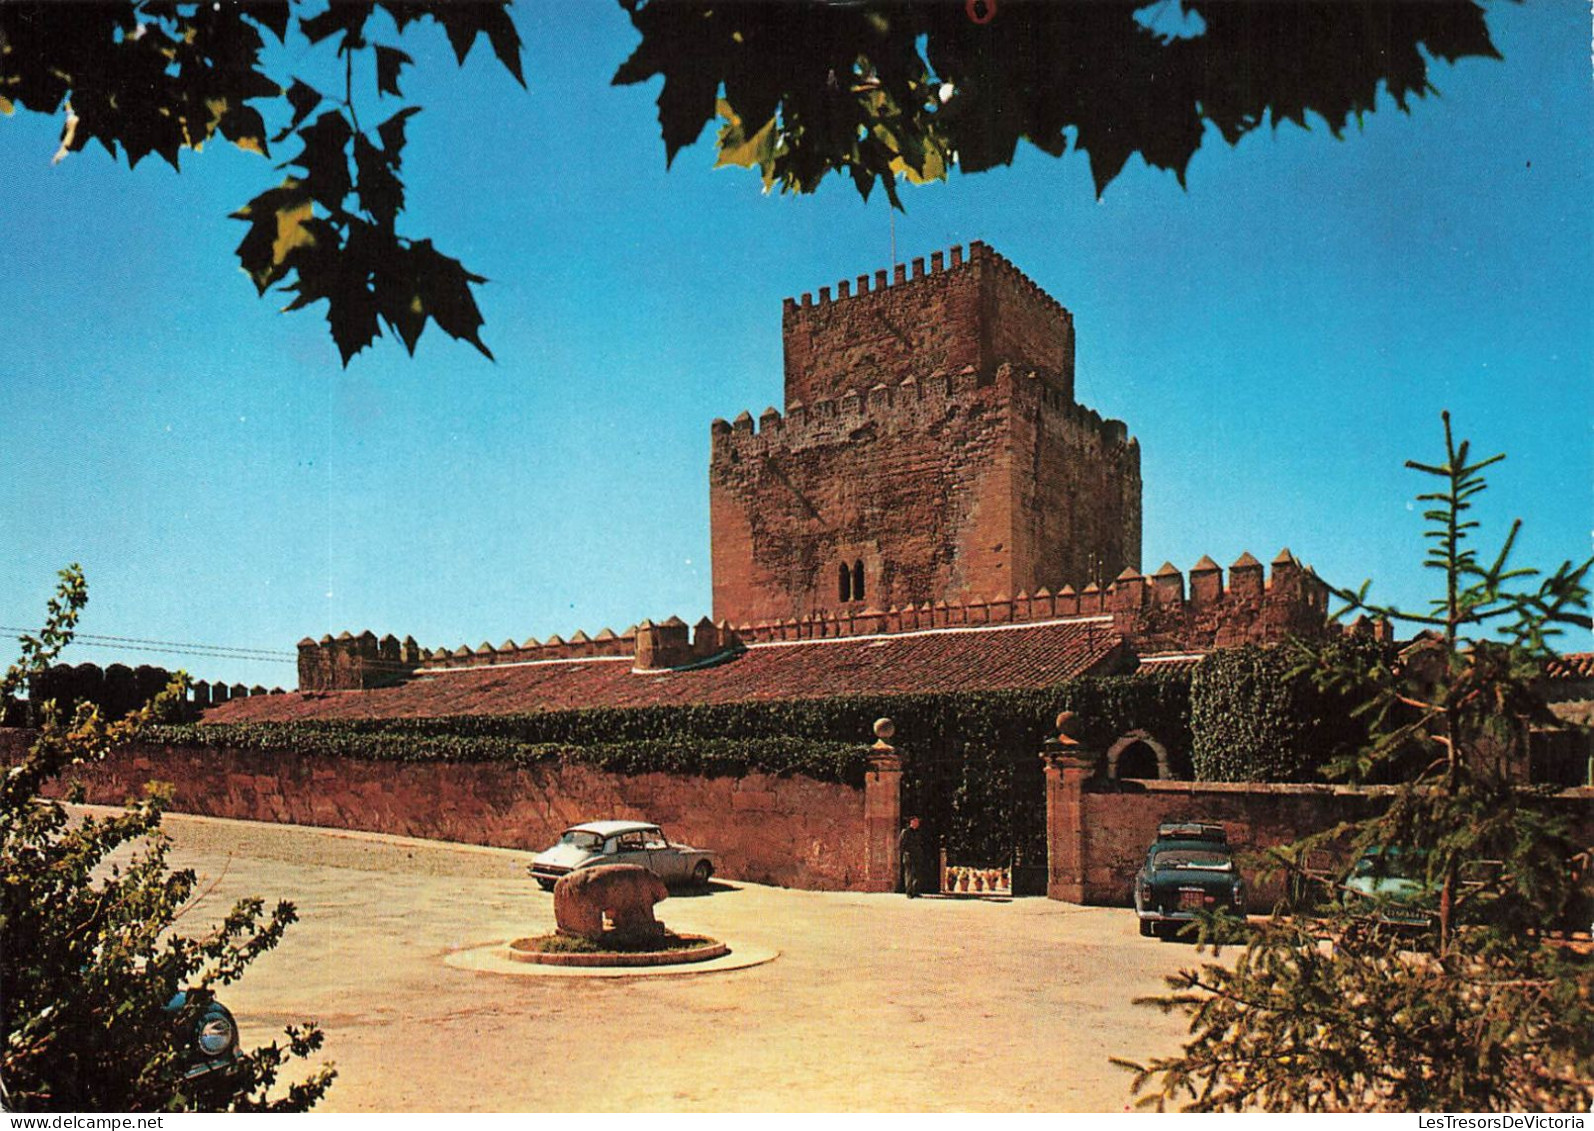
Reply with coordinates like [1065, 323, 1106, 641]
[710, 242, 1142, 626]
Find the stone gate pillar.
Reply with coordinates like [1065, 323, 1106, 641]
[1042, 711, 1099, 903]
[863, 717, 903, 893]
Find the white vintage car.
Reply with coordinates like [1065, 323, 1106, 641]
[529, 820, 716, 891]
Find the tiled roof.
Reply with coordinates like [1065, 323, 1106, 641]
[204, 617, 1127, 723]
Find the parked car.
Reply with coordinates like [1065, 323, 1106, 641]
[1134, 821, 1245, 938]
[529, 820, 716, 891]
[1341, 846, 1437, 929]
[1341, 847, 1510, 932]
[165, 989, 242, 1091]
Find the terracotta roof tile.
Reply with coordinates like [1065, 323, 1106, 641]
[205, 619, 1126, 724]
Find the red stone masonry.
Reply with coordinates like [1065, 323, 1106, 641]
[781, 241, 1076, 404]
[36, 742, 870, 890]
[224, 617, 1130, 722]
[288, 244, 1333, 698]
[280, 549, 1329, 702]
[712, 242, 1140, 627]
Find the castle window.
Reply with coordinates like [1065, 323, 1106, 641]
[838, 563, 852, 603]
[852, 560, 865, 602]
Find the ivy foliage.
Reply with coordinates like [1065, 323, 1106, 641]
[1, 566, 335, 1112]
[147, 669, 1194, 867]
[146, 724, 868, 788]
[1189, 636, 1389, 782]
[1119, 415, 1594, 1112]
[615, 1, 1502, 207]
[0, 2, 522, 365]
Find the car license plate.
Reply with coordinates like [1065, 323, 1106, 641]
[1179, 889, 1205, 910]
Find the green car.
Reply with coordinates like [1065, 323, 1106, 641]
[1342, 846, 1437, 929]
[1134, 821, 1246, 939]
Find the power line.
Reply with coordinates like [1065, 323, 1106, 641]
[0, 627, 298, 663]
[2, 627, 423, 673]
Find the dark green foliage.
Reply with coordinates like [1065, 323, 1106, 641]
[1120, 415, 1594, 1112]
[1190, 636, 1388, 782]
[144, 723, 868, 787]
[616, 1, 1501, 206]
[0, 2, 522, 365]
[518, 930, 712, 955]
[2, 566, 334, 1112]
[5, 2, 1506, 363]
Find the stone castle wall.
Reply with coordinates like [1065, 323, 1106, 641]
[780, 241, 1075, 405]
[292, 242, 1324, 689]
[34, 740, 869, 890]
[1058, 776, 1594, 909]
[713, 242, 1139, 627]
[293, 548, 1335, 689]
[23, 730, 1581, 901]
[709, 368, 1021, 623]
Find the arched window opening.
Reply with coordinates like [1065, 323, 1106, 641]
[1106, 730, 1174, 780]
[1115, 741, 1161, 780]
[838, 563, 852, 603]
[852, 560, 865, 602]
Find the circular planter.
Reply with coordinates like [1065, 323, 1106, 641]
[506, 932, 728, 967]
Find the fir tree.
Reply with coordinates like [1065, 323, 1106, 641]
[1117, 414, 1594, 1111]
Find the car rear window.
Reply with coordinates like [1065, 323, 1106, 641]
[1154, 849, 1233, 871]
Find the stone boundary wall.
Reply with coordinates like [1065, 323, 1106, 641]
[30, 738, 869, 890]
[1064, 776, 1594, 908]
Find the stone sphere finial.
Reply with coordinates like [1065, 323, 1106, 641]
[873, 717, 896, 742]
[1055, 710, 1081, 742]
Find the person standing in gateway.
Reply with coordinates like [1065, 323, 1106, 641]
[898, 816, 927, 898]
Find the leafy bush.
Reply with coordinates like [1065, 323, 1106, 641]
[1, 566, 334, 1112]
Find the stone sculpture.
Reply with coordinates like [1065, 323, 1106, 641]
[553, 864, 669, 943]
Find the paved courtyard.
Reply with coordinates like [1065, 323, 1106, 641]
[131, 808, 1211, 1112]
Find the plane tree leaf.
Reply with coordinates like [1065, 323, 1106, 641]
[0, 1, 521, 366]
[375, 45, 411, 97]
[615, 0, 1501, 205]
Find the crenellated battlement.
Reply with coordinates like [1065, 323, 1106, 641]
[781, 242, 976, 311]
[710, 362, 1133, 463]
[297, 630, 425, 692]
[781, 240, 1077, 407]
[412, 625, 639, 671]
[718, 548, 1331, 651]
[715, 243, 1136, 625]
[781, 240, 1068, 319]
[293, 549, 1333, 690]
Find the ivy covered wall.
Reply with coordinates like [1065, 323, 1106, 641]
[130, 646, 1383, 873]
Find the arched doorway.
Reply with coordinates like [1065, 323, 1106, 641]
[1106, 730, 1172, 780]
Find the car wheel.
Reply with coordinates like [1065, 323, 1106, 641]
[536, 878, 555, 892]
[1138, 917, 1153, 938]
[692, 860, 713, 888]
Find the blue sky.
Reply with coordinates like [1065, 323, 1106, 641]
[2, 1, 1590, 689]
